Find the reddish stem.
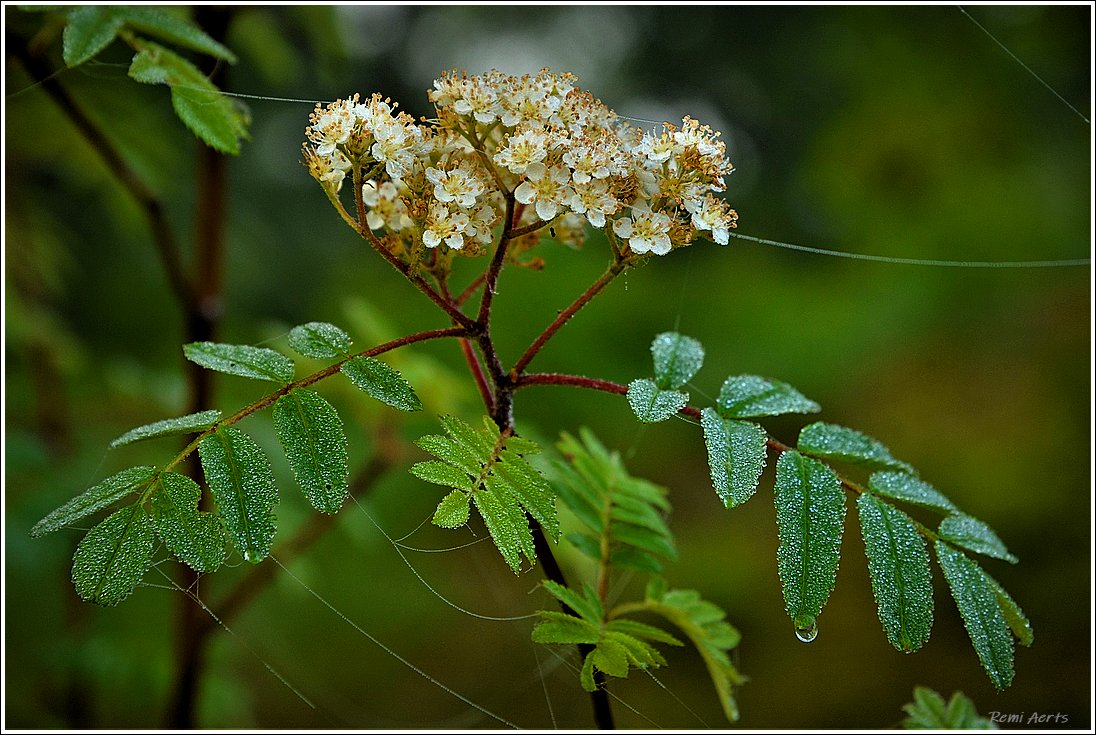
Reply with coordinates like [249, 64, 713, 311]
[460, 338, 495, 413]
[515, 372, 703, 420]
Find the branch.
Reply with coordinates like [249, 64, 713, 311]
[459, 338, 495, 413]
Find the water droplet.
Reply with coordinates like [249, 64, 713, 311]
[794, 614, 818, 643]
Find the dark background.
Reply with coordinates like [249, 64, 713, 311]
[5, 5, 1091, 729]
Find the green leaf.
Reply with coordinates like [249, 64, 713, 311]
[62, 6, 124, 67]
[71, 504, 154, 606]
[150, 473, 226, 573]
[650, 332, 704, 390]
[935, 541, 1014, 690]
[643, 585, 745, 722]
[798, 422, 914, 473]
[902, 687, 997, 729]
[183, 341, 294, 384]
[542, 580, 603, 624]
[411, 460, 473, 490]
[414, 416, 557, 570]
[273, 389, 349, 514]
[627, 378, 687, 423]
[981, 571, 1033, 646]
[118, 7, 237, 62]
[531, 610, 601, 644]
[774, 450, 846, 630]
[341, 356, 422, 411]
[868, 471, 959, 514]
[472, 486, 535, 572]
[288, 321, 352, 359]
[715, 374, 820, 418]
[938, 514, 1018, 564]
[432, 490, 471, 528]
[110, 409, 221, 448]
[589, 638, 630, 677]
[857, 494, 933, 652]
[198, 427, 278, 563]
[701, 408, 767, 508]
[605, 618, 683, 647]
[128, 41, 248, 154]
[31, 466, 157, 537]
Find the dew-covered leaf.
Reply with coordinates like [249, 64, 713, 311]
[288, 321, 352, 359]
[715, 374, 820, 418]
[31, 466, 156, 537]
[198, 427, 277, 563]
[341, 355, 422, 411]
[471, 486, 535, 573]
[150, 472, 226, 572]
[935, 541, 1014, 690]
[798, 422, 914, 473]
[71, 504, 153, 606]
[62, 6, 124, 67]
[650, 332, 704, 390]
[118, 7, 237, 62]
[128, 41, 248, 154]
[643, 585, 745, 722]
[183, 341, 294, 383]
[981, 571, 1034, 646]
[701, 408, 767, 508]
[627, 378, 687, 423]
[938, 514, 1018, 564]
[432, 490, 471, 528]
[273, 389, 349, 514]
[857, 494, 933, 652]
[110, 409, 221, 449]
[774, 450, 846, 628]
[868, 471, 959, 514]
[411, 460, 473, 490]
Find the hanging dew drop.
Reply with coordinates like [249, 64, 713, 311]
[794, 614, 818, 643]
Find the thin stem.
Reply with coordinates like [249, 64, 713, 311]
[477, 194, 517, 325]
[459, 338, 495, 413]
[455, 273, 487, 306]
[510, 260, 627, 376]
[508, 218, 551, 240]
[514, 372, 703, 420]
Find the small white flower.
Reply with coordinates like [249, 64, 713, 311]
[686, 195, 737, 245]
[362, 180, 412, 231]
[423, 202, 470, 249]
[493, 129, 549, 174]
[466, 204, 499, 246]
[613, 206, 673, 255]
[569, 179, 619, 228]
[514, 163, 574, 221]
[425, 163, 486, 209]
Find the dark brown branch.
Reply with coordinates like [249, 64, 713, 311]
[459, 338, 495, 413]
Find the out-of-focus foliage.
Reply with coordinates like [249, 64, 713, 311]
[4, 5, 1089, 729]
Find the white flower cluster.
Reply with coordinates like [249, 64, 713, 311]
[304, 69, 737, 256]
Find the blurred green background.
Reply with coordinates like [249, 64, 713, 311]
[4, 5, 1091, 729]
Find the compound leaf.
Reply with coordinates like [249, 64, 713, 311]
[31, 466, 157, 537]
[198, 427, 277, 563]
[774, 450, 846, 630]
[110, 409, 221, 449]
[715, 374, 820, 418]
[531, 610, 600, 644]
[273, 389, 349, 514]
[341, 355, 422, 412]
[650, 332, 704, 390]
[939, 514, 1018, 564]
[71, 503, 154, 606]
[627, 378, 686, 423]
[62, 6, 124, 67]
[935, 541, 1014, 690]
[150, 472, 226, 573]
[857, 493, 933, 652]
[183, 341, 294, 383]
[288, 321, 352, 359]
[472, 486, 535, 572]
[868, 471, 959, 514]
[643, 584, 745, 722]
[798, 422, 914, 473]
[701, 408, 767, 508]
[902, 687, 996, 729]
